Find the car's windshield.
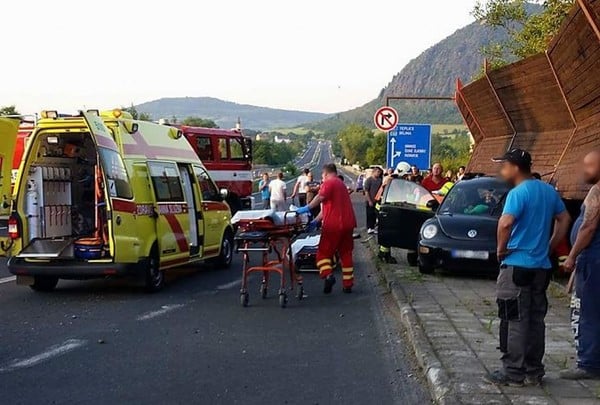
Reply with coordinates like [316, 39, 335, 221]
[439, 179, 509, 217]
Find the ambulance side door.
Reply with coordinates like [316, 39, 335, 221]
[147, 161, 191, 265]
[0, 119, 19, 241]
[193, 166, 225, 255]
[0, 119, 19, 216]
[191, 165, 206, 256]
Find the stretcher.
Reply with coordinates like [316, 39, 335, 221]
[232, 209, 308, 308]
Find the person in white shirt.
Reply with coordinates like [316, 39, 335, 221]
[269, 172, 288, 211]
[291, 168, 310, 206]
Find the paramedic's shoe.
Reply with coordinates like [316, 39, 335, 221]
[560, 368, 600, 380]
[483, 370, 524, 387]
[367, 228, 375, 235]
[343, 287, 352, 294]
[323, 275, 336, 294]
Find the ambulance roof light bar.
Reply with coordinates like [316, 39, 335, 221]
[0, 113, 38, 125]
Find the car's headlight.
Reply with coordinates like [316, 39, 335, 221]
[422, 224, 438, 240]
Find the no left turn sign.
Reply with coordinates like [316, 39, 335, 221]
[374, 106, 399, 132]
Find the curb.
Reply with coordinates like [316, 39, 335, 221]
[369, 242, 460, 405]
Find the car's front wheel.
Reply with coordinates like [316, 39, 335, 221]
[144, 247, 164, 293]
[30, 276, 59, 292]
[210, 231, 234, 268]
[418, 263, 435, 275]
[407, 251, 418, 267]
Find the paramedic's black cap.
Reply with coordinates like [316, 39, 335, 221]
[492, 148, 532, 170]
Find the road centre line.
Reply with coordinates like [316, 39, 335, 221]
[0, 339, 87, 373]
[0, 276, 16, 284]
[136, 304, 185, 321]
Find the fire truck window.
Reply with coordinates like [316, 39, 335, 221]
[218, 138, 228, 160]
[148, 161, 184, 202]
[194, 166, 219, 201]
[98, 148, 133, 199]
[230, 138, 245, 160]
[196, 137, 213, 161]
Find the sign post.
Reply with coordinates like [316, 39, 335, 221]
[386, 124, 432, 170]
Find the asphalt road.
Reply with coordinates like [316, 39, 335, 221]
[0, 143, 428, 405]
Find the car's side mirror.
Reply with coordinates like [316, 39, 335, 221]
[220, 188, 229, 200]
[426, 199, 440, 210]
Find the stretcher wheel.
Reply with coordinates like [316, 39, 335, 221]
[240, 293, 249, 307]
[260, 284, 268, 299]
[279, 293, 288, 308]
[297, 286, 305, 301]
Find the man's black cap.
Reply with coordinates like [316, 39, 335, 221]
[492, 148, 532, 170]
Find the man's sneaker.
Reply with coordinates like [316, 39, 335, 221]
[323, 275, 336, 294]
[560, 368, 600, 380]
[484, 370, 524, 387]
[367, 228, 375, 235]
[343, 287, 352, 294]
[524, 374, 544, 386]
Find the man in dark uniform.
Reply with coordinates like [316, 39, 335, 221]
[561, 150, 600, 380]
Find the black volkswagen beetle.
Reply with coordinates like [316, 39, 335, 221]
[418, 176, 510, 274]
[378, 176, 510, 275]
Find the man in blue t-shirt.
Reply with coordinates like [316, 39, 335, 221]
[485, 149, 571, 387]
[258, 173, 271, 209]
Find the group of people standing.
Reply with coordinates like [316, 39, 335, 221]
[258, 169, 318, 211]
[484, 148, 600, 386]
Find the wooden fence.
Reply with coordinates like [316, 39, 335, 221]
[456, 0, 600, 200]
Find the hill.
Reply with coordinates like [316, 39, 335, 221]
[133, 97, 329, 130]
[309, 22, 510, 133]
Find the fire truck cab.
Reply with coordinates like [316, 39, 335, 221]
[3, 110, 234, 292]
[181, 126, 253, 212]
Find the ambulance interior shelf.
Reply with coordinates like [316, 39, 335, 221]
[18, 132, 103, 259]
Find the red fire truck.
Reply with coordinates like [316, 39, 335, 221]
[180, 126, 253, 212]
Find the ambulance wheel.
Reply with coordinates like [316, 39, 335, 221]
[144, 249, 164, 293]
[407, 252, 419, 267]
[213, 231, 234, 268]
[30, 276, 59, 292]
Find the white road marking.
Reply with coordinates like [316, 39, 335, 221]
[136, 304, 185, 321]
[0, 276, 16, 284]
[216, 279, 241, 290]
[0, 339, 87, 373]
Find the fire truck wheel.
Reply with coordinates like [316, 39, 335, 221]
[144, 247, 164, 292]
[30, 276, 59, 292]
[218, 232, 234, 268]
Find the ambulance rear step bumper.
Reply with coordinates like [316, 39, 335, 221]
[8, 257, 141, 279]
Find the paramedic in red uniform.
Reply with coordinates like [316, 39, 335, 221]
[297, 163, 357, 294]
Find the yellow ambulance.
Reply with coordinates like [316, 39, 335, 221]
[4, 110, 234, 292]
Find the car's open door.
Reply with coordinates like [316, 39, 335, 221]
[378, 179, 437, 250]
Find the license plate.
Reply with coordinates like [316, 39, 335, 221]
[451, 250, 489, 260]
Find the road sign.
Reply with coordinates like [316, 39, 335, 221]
[374, 106, 398, 132]
[387, 124, 432, 170]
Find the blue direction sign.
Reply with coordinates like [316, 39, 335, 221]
[386, 124, 432, 170]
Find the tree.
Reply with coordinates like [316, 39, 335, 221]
[337, 124, 374, 165]
[0, 105, 20, 116]
[365, 132, 387, 166]
[473, 0, 574, 67]
[181, 116, 219, 128]
[122, 104, 152, 121]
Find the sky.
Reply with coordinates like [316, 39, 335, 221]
[2, 0, 478, 115]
